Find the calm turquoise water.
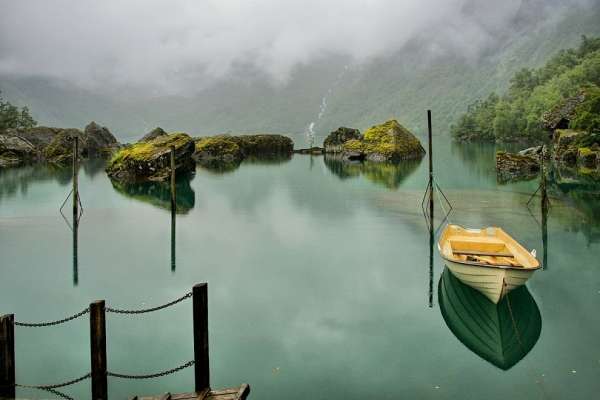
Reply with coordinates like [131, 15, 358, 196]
[1, 141, 599, 399]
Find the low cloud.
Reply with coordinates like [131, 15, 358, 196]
[0, 0, 592, 94]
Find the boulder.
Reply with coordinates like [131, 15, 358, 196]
[193, 136, 244, 168]
[0, 135, 38, 167]
[140, 127, 168, 142]
[42, 129, 83, 165]
[84, 121, 118, 156]
[577, 147, 600, 168]
[106, 133, 195, 183]
[324, 127, 362, 153]
[342, 120, 425, 162]
[518, 145, 546, 160]
[496, 151, 540, 183]
[229, 134, 294, 156]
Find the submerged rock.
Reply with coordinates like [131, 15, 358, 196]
[495, 151, 540, 183]
[342, 120, 425, 162]
[324, 127, 362, 153]
[294, 147, 324, 155]
[106, 132, 195, 183]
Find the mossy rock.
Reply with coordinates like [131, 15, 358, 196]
[229, 134, 294, 156]
[495, 151, 540, 183]
[42, 129, 83, 165]
[193, 136, 244, 169]
[106, 132, 195, 183]
[324, 127, 362, 153]
[342, 120, 425, 162]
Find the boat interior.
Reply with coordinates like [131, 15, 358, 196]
[439, 224, 539, 269]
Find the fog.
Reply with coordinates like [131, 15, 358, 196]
[0, 0, 594, 94]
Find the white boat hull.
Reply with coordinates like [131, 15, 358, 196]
[445, 260, 535, 304]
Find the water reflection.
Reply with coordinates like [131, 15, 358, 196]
[438, 267, 541, 370]
[323, 156, 421, 189]
[110, 177, 196, 214]
[0, 164, 72, 202]
[197, 154, 293, 175]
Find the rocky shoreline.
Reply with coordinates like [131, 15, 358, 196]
[1, 118, 427, 184]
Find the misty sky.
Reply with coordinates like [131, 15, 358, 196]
[0, 0, 593, 94]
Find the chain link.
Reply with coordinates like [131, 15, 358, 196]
[14, 308, 90, 327]
[106, 292, 192, 315]
[108, 360, 195, 380]
[15, 372, 91, 390]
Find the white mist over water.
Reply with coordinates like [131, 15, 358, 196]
[304, 65, 349, 147]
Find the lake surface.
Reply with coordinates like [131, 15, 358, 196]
[1, 140, 599, 399]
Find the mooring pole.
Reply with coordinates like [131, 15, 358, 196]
[171, 205, 176, 273]
[72, 136, 80, 286]
[73, 136, 79, 219]
[541, 146, 549, 270]
[427, 110, 434, 307]
[90, 301, 107, 400]
[0, 314, 15, 399]
[193, 283, 209, 392]
[170, 146, 176, 211]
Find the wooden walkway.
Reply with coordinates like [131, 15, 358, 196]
[131, 384, 250, 400]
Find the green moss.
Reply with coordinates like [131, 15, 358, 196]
[578, 147, 593, 156]
[110, 132, 191, 168]
[195, 136, 241, 157]
[342, 119, 424, 160]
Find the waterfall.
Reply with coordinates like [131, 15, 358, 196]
[304, 65, 348, 147]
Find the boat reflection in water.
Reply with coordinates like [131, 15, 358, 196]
[438, 267, 541, 370]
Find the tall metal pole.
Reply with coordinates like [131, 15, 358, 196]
[73, 136, 79, 286]
[170, 146, 176, 273]
[193, 283, 210, 392]
[541, 146, 549, 270]
[427, 110, 434, 307]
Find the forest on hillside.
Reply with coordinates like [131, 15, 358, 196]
[451, 36, 600, 143]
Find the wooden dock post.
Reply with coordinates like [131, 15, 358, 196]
[90, 301, 107, 400]
[193, 283, 209, 393]
[0, 314, 15, 399]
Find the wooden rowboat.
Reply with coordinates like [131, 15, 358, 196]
[438, 267, 541, 370]
[437, 224, 540, 304]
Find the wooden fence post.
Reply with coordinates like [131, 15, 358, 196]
[90, 301, 107, 400]
[193, 283, 209, 392]
[0, 314, 15, 399]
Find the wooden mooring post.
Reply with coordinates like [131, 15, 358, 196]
[0, 314, 15, 399]
[90, 301, 108, 400]
[193, 284, 209, 393]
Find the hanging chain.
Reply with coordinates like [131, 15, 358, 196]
[14, 308, 90, 327]
[108, 360, 195, 380]
[106, 292, 192, 315]
[15, 372, 91, 390]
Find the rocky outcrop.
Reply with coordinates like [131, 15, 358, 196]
[140, 127, 168, 143]
[193, 136, 244, 168]
[106, 133, 195, 183]
[324, 127, 362, 153]
[294, 147, 324, 155]
[193, 134, 294, 168]
[84, 122, 118, 156]
[341, 120, 425, 162]
[0, 123, 119, 167]
[552, 129, 600, 177]
[496, 151, 540, 183]
[0, 135, 38, 167]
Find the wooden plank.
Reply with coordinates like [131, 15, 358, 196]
[135, 385, 249, 400]
[453, 250, 514, 258]
[0, 314, 15, 399]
